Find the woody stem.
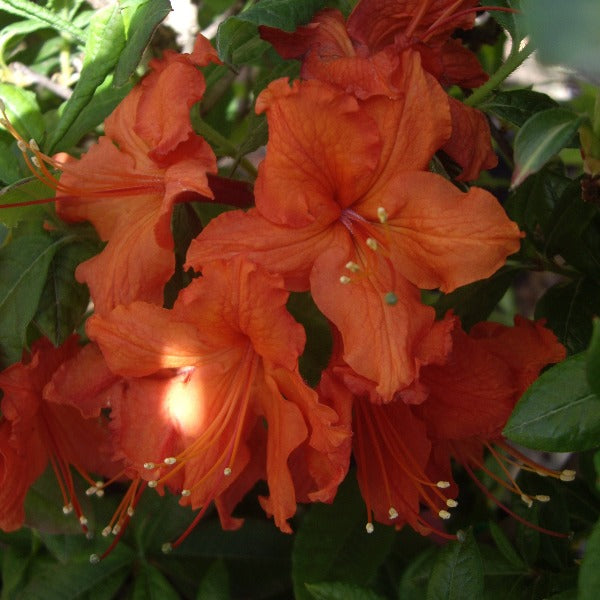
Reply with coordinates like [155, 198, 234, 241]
[464, 41, 534, 107]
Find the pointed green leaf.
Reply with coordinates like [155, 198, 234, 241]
[32, 235, 99, 346]
[0, 223, 65, 365]
[488, 522, 527, 569]
[113, 0, 172, 87]
[292, 477, 395, 600]
[0, 0, 85, 43]
[306, 581, 386, 600]
[481, 88, 558, 127]
[512, 108, 585, 188]
[132, 563, 180, 600]
[47, 5, 126, 153]
[0, 82, 44, 142]
[579, 517, 600, 600]
[504, 353, 600, 451]
[587, 318, 600, 397]
[426, 530, 484, 600]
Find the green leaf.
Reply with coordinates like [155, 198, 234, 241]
[587, 319, 600, 397]
[523, 0, 600, 83]
[487, 522, 526, 569]
[397, 547, 436, 600]
[426, 530, 484, 600]
[113, 0, 172, 87]
[434, 266, 520, 330]
[486, 0, 525, 42]
[535, 278, 600, 355]
[504, 353, 600, 451]
[1, 544, 33, 600]
[0, 223, 65, 365]
[32, 235, 99, 346]
[196, 560, 230, 600]
[512, 108, 585, 188]
[132, 563, 180, 600]
[0, 178, 54, 227]
[16, 545, 134, 600]
[579, 516, 600, 600]
[46, 4, 126, 153]
[292, 477, 395, 600]
[306, 581, 386, 600]
[0, 0, 85, 43]
[0, 82, 45, 142]
[0, 19, 49, 65]
[216, 0, 327, 65]
[481, 88, 558, 127]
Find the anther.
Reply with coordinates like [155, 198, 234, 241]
[102, 526, 111, 537]
[127, 507, 135, 517]
[29, 139, 39, 152]
[535, 494, 550, 503]
[384, 292, 398, 306]
[339, 275, 351, 284]
[162, 542, 173, 554]
[446, 499, 458, 508]
[63, 503, 73, 515]
[112, 524, 121, 535]
[86, 486, 97, 496]
[560, 469, 576, 482]
[181, 489, 191, 497]
[388, 507, 398, 520]
[148, 480, 158, 488]
[96, 489, 105, 498]
[437, 481, 451, 489]
[143, 462, 155, 470]
[79, 516, 88, 526]
[377, 207, 388, 224]
[223, 467, 232, 476]
[164, 457, 177, 465]
[438, 510, 451, 520]
[366, 237, 378, 251]
[520, 494, 533, 508]
[345, 261, 361, 273]
[17, 140, 27, 152]
[365, 522, 374, 534]
[89, 554, 100, 564]
[31, 156, 41, 168]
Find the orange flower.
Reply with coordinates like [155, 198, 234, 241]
[318, 316, 567, 536]
[187, 60, 521, 399]
[35, 35, 220, 314]
[261, 2, 496, 180]
[0, 337, 120, 532]
[85, 257, 350, 537]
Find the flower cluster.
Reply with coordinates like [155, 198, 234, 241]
[0, 1, 569, 552]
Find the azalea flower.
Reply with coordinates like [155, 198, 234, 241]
[318, 315, 567, 535]
[187, 61, 521, 400]
[0, 337, 120, 532]
[83, 257, 351, 538]
[260, 1, 497, 180]
[2, 35, 220, 315]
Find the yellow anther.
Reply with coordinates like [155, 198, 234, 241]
[365, 522, 375, 533]
[388, 507, 399, 520]
[366, 237, 378, 251]
[345, 261, 360, 273]
[446, 499, 458, 508]
[339, 275, 351, 285]
[377, 207, 388, 223]
[438, 510, 451, 520]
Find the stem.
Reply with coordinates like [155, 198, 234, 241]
[465, 42, 535, 107]
[194, 118, 258, 179]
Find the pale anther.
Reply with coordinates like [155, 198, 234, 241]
[560, 469, 576, 482]
[388, 507, 398, 520]
[162, 542, 173, 554]
[535, 494, 550, 502]
[181, 489, 191, 497]
[520, 494, 533, 508]
[446, 499, 458, 508]
[112, 524, 121, 535]
[164, 457, 177, 465]
[96, 489, 105, 498]
[143, 462, 155, 470]
[127, 507, 135, 517]
[339, 275, 351, 285]
[437, 481, 450, 489]
[102, 526, 111, 537]
[148, 480, 158, 488]
[29, 139, 39, 151]
[438, 510, 451, 520]
[89, 554, 100, 565]
[86, 486, 97, 496]
[63, 503, 73, 515]
[345, 261, 360, 273]
[17, 140, 27, 152]
[31, 156, 41, 168]
[79, 516, 88, 526]
[377, 207, 388, 223]
[223, 467, 232, 476]
[365, 522, 374, 534]
[366, 237, 378, 251]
